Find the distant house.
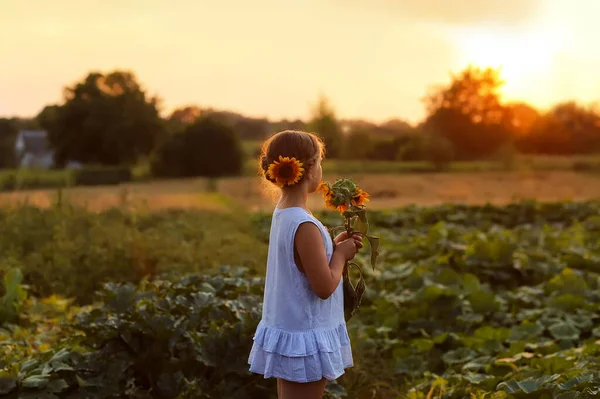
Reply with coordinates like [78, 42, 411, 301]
[14, 130, 55, 168]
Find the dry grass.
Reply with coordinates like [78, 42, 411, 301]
[1, 171, 599, 212]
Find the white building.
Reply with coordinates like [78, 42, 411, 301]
[14, 130, 54, 168]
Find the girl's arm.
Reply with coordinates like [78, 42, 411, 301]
[294, 222, 361, 300]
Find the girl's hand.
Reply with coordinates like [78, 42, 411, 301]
[334, 236, 364, 262]
[334, 231, 363, 246]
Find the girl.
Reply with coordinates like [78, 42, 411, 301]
[248, 130, 362, 399]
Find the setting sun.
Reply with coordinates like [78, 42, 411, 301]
[450, 22, 570, 107]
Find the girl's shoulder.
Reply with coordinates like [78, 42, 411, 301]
[273, 207, 326, 230]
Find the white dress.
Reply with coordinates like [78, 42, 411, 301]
[248, 207, 353, 383]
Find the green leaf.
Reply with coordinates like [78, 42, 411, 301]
[557, 371, 600, 391]
[50, 361, 73, 372]
[423, 284, 453, 302]
[442, 347, 477, 365]
[464, 373, 494, 384]
[395, 355, 425, 375]
[366, 235, 380, 270]
[468, 290, 499, 314]
[22, 375, 50, 389]
[461, 273, 481, 293]
[497, 374, 560, 394]
[530, 355, 574, 374]
[49, 348, 70, 364]
[411, 338, 434, 352]
[462, 356, 493, 373]
[508, 323, 544, 342]
[549, 322, 580, 341]
[353, 210, 369, 234]
[19, 360, 39, 374]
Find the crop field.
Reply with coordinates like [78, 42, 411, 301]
[1, 170, 600, 212]
[2, 200, 600, 398]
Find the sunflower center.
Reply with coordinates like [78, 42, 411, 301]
[278, 164, 295, 179]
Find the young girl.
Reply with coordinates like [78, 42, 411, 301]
[248, 130, 363, 399]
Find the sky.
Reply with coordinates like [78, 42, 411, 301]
[1, 0, 599, 124]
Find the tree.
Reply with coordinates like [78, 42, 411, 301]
[341, 126, 373, 160]
[516, 102, 600, 155]
[307, 95, 343, 158]
[503, 102, 540, 136]
[151, 116, 244, 178]
[424, 65, 506, 124]
[422, 66, 511, 159]
[42, 70, 165, 167]
[167, 106, 203, 133]
[0, 119, 18, 169]
[424, 134, 455, 171]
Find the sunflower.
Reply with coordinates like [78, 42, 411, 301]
[351, 188, 370, 207]
[267, 156, 304, 187]
[317, 182, 338, 210]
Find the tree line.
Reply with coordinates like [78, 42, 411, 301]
[1, 66, 599, 177]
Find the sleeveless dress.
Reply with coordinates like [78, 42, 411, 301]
[248, 207, 353, 383]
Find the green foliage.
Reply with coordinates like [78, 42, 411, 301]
[5, 200, 600, 397]
[43, 70, 166, 167]
[0, 205, 267, 304]
[0, 268, 27, 325]
[308, 95, 343, 158]
[341, 128, 373, 160]
[72, 165, 132, 186]
[0, 118, 18, 169]
[152, 116, 244, 178]
[0, 169, 72, 191]
[1, 268, 279, 398]
[423, 134, 455, 171]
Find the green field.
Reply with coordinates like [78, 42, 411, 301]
[3, 201, 600, 398]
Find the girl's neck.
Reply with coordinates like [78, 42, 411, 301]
[277, 189, 308, 211]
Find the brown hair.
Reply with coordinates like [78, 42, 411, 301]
[258, 130, 325, 188]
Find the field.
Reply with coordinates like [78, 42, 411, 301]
[1, 171, 600, 212]
[3, 171, 600, 397]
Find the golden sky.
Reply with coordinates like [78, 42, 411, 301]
[1, 0, 599, 124]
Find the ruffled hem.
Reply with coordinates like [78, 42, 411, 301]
[252, 321, 350, 357]
[248, 342, 354, 383]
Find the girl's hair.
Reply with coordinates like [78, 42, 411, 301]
[258, 130, 325, 189]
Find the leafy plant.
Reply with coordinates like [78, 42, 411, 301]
[0, 268, 27, 325]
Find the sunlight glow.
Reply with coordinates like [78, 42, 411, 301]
[450, 20, 571, 105]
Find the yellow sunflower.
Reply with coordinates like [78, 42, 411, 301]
[317, 182, 335, 209]
[351, 188, 370, 207]
[267, 156, 304, 187]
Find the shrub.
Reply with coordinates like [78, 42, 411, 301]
[341, 129, 373, 160]
[73, 166, 132, 186]
[152, 117, 244, 178]
[0, 205, 268, 304]
[0, 169, 72, 191]
[423, 134, 455, 171]
[397, 135, 426, 161]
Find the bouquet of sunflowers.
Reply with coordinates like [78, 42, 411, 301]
[318, 178, 380, 321]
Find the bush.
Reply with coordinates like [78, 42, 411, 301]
[72, 166, 132, 186]
[152, 117, 244, 178]
[397, 135, 426, 161]
[0, 205, 268, 304]
[423, 134, 455, 171]
[0, 169, 72, 191]
[341, 129, 373, 160]
[493, 141, 518, 171]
